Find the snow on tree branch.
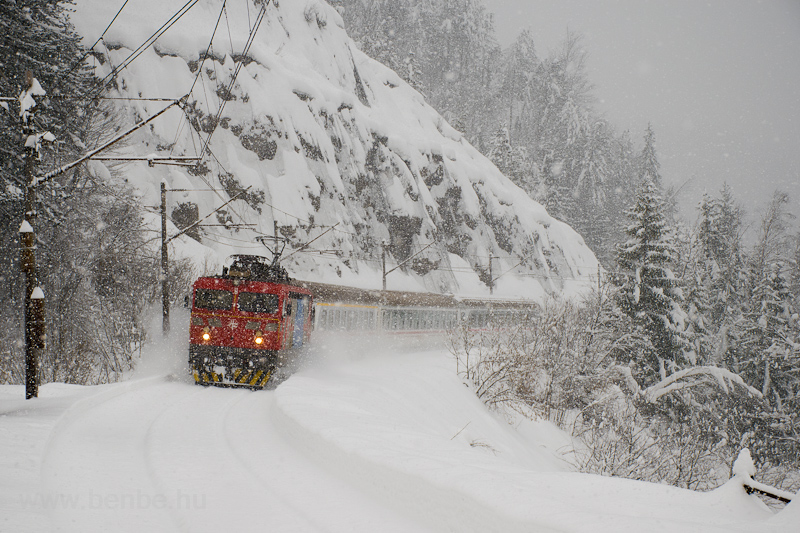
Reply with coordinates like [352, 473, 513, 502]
[610, 364, 763, 403]
[18, 76, 45, 119]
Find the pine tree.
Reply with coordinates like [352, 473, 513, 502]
[486, 125, 530, 186]
[499, 29, 539, 147]
[614, 178, 691, 382]
[0, 0, 97, 353]
[488, 126, 513, 176]
[734, 192, 800, 403]
[597, 131, 639, 266]
[0, 0, 94, 192]
[0, 1, 175, 385]
[698, 185, 744, 325]
[639, 123, 661, 186]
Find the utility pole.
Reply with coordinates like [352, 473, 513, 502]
[489, 253, 494, 295]
[19, 71, 45, 399]
[13, 91, 185, 398]
[382, 242, 387, 290]
[159, 185, 253, 334]
[20, 220, 43, 400]
[381, 242, 435, 291]
[160, 182, 170, 334]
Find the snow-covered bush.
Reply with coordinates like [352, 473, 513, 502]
[450, 289, 797, 491]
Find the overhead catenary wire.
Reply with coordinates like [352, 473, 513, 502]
[60, 1, 360, 243]
[59, 0, 130, 83]
[89, 0, 200, 102]
[199, 0, 269, 157]
[169, 0, 228, 155]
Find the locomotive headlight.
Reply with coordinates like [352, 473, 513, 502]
[254, 331, 264, 345]
[202, 326, 211, 341]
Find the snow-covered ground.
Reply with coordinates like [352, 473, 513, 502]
[2, 311, 796, 532]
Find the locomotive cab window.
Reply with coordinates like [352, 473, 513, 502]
[238, 292, 279, 314]
[194, 289, 233, 310]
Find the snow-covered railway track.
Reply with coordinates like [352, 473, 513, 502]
[37, 377, 428, 533]
[40, 379, 188, 531]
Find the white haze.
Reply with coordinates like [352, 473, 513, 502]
[483, 0, 800, 226]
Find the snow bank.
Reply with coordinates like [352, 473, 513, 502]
[273, 341, 782, 532]
[0, 339, 790, 532]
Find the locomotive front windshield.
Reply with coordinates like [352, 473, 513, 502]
[194, 289, 233, 310]
[238, 292, 279, 314]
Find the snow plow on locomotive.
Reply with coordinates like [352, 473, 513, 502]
[188, 255, 313, 389]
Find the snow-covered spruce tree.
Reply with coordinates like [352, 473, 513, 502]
[497, 29, 539, 152]
[0, 2, 188, 385]
[486, 126, 530, 186]
[690, 185, 746, 363]
[614, 178, 693, 383]
[726, 192, 800, 466]
[334, 0, 500, 145]
[0, 0, 94, 189]
[0, 0, 95, 277]
[639, 123, 661, 186]
[0, 0, 94, 383]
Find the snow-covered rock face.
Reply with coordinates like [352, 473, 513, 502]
[72, 0, 598, 298]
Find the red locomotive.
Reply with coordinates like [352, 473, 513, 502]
[189, 255, 313, 389]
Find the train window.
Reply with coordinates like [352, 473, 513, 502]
[238, 292, 279, 314]
[194, 289, 233, 310]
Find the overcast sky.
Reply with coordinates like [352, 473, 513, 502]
[482, 0, 800, 226]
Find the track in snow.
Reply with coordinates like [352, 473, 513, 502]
[39, 377, 431, 533]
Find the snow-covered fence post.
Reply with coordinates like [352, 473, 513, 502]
[732, 448, 794, 504]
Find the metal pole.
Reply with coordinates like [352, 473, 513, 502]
[34, 97, 186, 187]
[489, 253, 494, 295]
[382, 243, 387, 291]
[161, 182, 170, 334]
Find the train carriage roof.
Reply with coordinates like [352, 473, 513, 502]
[295, 280, 534, 310]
